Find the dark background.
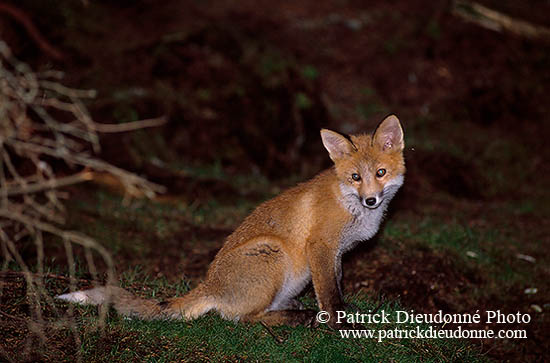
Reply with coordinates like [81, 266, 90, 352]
[1, 0, 549, 361]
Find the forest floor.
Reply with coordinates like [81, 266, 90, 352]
[1, 0, 549, 361]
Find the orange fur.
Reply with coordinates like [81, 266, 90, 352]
[57, 115, 406, 328]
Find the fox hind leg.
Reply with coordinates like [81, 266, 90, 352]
[244, 309, 317, 327]
[206, 236, 289, 320]
[279, 298, 305, 310]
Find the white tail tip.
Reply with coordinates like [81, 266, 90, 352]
[56, 287, 107, 305]
[56, 291, 92, 304]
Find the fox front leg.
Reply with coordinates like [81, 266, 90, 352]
[307, 240, 347, 329]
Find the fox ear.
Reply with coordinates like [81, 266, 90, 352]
[320, 129, 355, 161]
[372, 115, 404, 152]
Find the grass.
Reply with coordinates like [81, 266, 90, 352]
[5, 248, 484, 361]
[19, 166, 493, 362]
[33, 141, 541, 361]
[382, 198, 546, 292]
[5, 134, 545, 361]
[67, 282, 485, 362]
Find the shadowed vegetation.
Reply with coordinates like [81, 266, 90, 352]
[1, 0, 549, 361]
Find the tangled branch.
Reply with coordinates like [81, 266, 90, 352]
[0, 40, 165, 361]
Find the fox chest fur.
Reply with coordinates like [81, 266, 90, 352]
[337, 173, 404, 255]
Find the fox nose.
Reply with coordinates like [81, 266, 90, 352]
[361, 197, 378, 207]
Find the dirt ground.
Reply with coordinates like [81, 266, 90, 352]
[1, 0, 549, 361]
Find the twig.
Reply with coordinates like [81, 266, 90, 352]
[0, 2, 65, 60]
[23, 194, 65, 224]
[6, 139, 166, 197]
[259, 322, 286, 344]
[91, 116, 167, 133]
[0, 309, 28, 322]
[39, 81, 97, 98]
[0, 207, 114, 263]
[453, 0, 550, 40]
[2, 171, 93, 197]
[0, 270, 97, 285]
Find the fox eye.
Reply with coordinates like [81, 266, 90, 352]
[351, 173, 361, 181]
[376, 168, 386, 177]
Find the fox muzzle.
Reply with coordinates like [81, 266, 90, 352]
[361, 196, 382, 209]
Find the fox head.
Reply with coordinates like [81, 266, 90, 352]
[321, 115, 405, 211]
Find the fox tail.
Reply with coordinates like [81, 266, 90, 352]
[56, 284, 215, 320]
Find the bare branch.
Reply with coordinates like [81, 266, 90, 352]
[453, 1, 550, 40]
[0, 206, 115, 272]
[0, 2, 65, 60]
[2, 171, 93, 197]
[91, 116, 167, 133]
[0, 39, 166, 357]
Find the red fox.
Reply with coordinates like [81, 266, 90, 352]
[57, 115, 405, 328]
